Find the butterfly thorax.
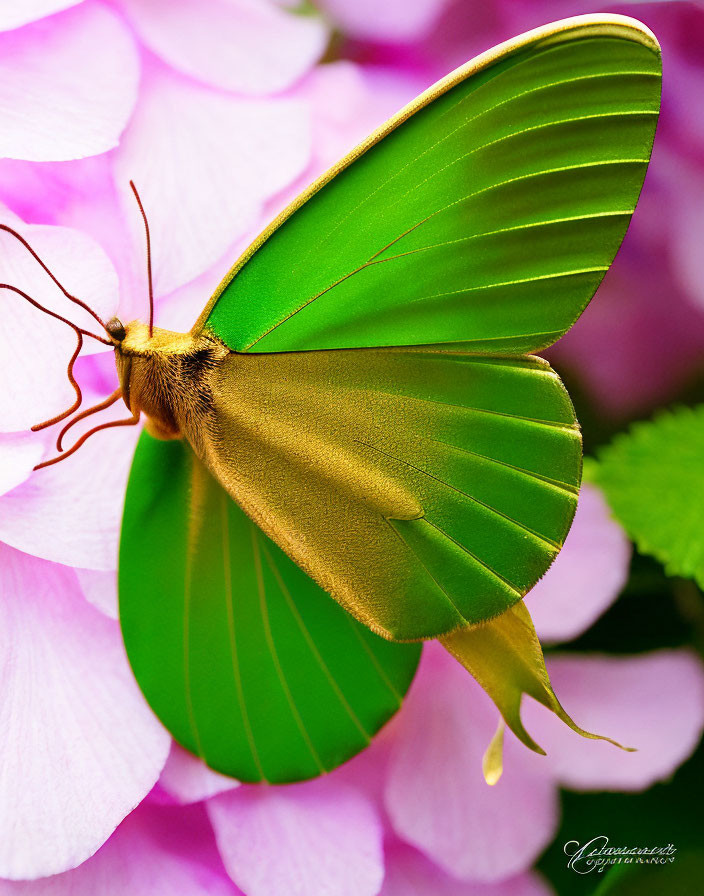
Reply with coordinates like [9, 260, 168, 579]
[113, 320, 229, 442]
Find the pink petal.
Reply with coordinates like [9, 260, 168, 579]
[0, 211, 118, 432]
[0, 433, 45, 495]
[0, 4, 139, 162]
[328, 715, 399, 810]
[381, 842, 554, 896]
[0, 155, 141, 323]
[208, 778, 384, 896]
[0, 417, 139, 570]
[0, 803, 237, 894]
[0, 545, 170, 879]
[524, 484, 631, 645]
[75, 568, 118, 619]
[159, 742, 239, 805]
[113, 62, 311, 296]
[155, 258, 235, 335]
[0, 219, 120, 334]
[304, 61, 425, 176]
[0, 1, 84, 31]
[118, 0, 328, 95]
[385, 645, 558, 883]
[670, 166, 704, 313]
[523, 652, 704, 792]
[319, 0, 451, 43]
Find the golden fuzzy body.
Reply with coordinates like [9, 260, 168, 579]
[114, 321, 228, 443]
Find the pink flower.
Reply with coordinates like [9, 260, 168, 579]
[1, 3, 702, 894]
[0, 0, 328, 883]
[0, 802, 238, 895]
[384, 647, 704, 885]
[318, 0, 453, 44]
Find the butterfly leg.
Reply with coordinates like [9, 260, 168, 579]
[55, 387, 123, 451]
[34, 405, 140, 471]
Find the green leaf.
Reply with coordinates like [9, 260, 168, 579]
[118, 433, 420, 784]
[201, 19, 660, 355]
[595, 404, 704, 588]
[593, 850, 703, 896]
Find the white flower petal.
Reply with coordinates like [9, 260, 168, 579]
[0, 433, 45, 495]
[0, 4, 139, 162]
[0, 545, 170, 879]
[0, 1, 85, 32]
[0, 803, 235, 894]
[113, 63, 311, 296]
[75, 568, 118, 619]
[118, 0, 327, 95]
[208, 778, 384, 896]
[0, 418, 139, 570]
[0, 211, 119, 432]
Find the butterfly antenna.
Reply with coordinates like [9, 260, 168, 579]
[0, 282, 112, 433]
[0, 282, 110, 346]
[0, 224, 109, 331]
[129, 181, 154, 337]
[55, 387, 122, 452]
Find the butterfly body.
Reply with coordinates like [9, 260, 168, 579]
[0, 14, 659, 784]
[112, 321, 227, 441]
[106, 14, 661, 780]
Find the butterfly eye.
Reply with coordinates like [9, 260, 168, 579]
[106, 317, 126, 342]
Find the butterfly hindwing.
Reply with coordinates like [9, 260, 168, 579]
[187, 346, 581, 640]
[200, 17, 660, 355]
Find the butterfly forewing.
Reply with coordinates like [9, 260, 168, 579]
[202, 18, 660, 354]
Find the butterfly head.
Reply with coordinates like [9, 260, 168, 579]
[106, 317, 127, 344]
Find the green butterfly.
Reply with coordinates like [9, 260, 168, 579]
[21, 14, 661, 784]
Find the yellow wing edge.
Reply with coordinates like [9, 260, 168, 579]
[192, 13, 661, 335]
